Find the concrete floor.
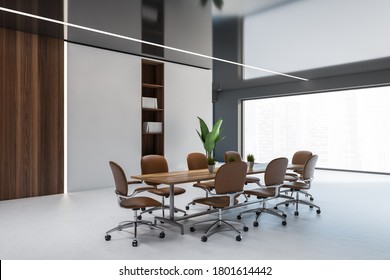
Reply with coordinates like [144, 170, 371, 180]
[1, 170, 390, 260]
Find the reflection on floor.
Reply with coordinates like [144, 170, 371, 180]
[1, 170, 390, 260]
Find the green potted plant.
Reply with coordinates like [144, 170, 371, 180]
[196, 117, 224, 173]
[227, 156, 236, 163]
[207, 157, 216, 173]
[247, 153, 255, 169]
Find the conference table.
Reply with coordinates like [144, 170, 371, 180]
[131, 163, 303, 235]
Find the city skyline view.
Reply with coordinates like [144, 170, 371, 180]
[243, 86, 390, 173]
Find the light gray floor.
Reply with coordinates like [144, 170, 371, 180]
[1, 170, 390, 260]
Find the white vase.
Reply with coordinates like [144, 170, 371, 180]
[208, 164, 215, 173]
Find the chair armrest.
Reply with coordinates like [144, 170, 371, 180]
[209, 190, 244, 207]
[193, 182, 214, 191]
[127, 180, 142, 185]
[129, 186, 157, 197]
[226, 191, 244, 206]
[264, 184, 284, 197]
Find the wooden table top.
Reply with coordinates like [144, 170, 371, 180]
[131, 163, 268, 185]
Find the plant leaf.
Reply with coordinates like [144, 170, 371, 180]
[197, 117, 209, 143]
[204, 119, 223, 153]
[213, 0, 224, 10]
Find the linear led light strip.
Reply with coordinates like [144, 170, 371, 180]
[0, 7, 308, 81]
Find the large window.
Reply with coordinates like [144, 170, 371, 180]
[242, 86, 390, 173]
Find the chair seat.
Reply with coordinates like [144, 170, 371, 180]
[284, 174, 299, 182]
[134, 186, 158, 192]
[119, 196, 162, 209]
[193, 196, 239, 208]
[148, 186, 186, 197]
[245, 176, 260, 184]
[244, 187, 276, 198]
[283, 181, 310, 190]
[193, 181, 214, 189]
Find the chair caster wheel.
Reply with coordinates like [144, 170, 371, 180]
[137, 215, 142, 220]
[190, 227, 195, 232]
[316, 209, 321, 214]
[282, 213, 287, 218]
[237, 215, 242, 220]
[141, 207, 146, 211]
[201, 236, 207, 242]
[309, 206, 313, 208]
[236, 235, 242, 241]
[243, 226, 249, 232]
[174, 210, 178, 213]
[105, 235, 111, 241]
[148, 211, 152, 214]
[282, 221, 287, 226]
[285, 203, 289, 207]
[274, 206, 278, 210]
[185, 206, 190, 210]
[310, 197, 314, 201]
[255, 211, 260, 215]
[159, 232, 165, 239]
[132, 240, 138, 247]
[253, 221, 259, 227]
[294, 211, 299, 216]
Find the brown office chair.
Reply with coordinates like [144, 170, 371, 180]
[185, 152, 215, 210]
[139, 155, 186, 218]
[224, 151, 261, 186]
[187, 152, 209, 170]
[189, 161, 249, 242]
[275, 154, 321, 216]
[282, 150, 314, 200]
[285, 150, 313, 180]
[105, 161, 165, 247]
[237, 157, 289, 227]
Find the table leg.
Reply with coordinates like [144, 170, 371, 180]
[155, 183, 184, 235]
[169, 184, 174, 220]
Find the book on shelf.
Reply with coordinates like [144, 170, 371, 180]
[143, 122, 162, 133]
[142, 97, 158, 109]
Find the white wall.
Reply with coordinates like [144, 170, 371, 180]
[67, 43, 141, 192]
[67, 44, 213, 191]
[165, 63, 212, 170]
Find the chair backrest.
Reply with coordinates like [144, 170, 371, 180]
[214, 161, 247, 194]
[302, 154, 318, 180]
[141, 155, 169, 186]
[109, 161, 128, 196]
[187, 152, 208, 170]
[224, 151, 243, 163]
[264, 157, 289, 186]
[141, 154, 168, 174]
[292, 150, 313, 165]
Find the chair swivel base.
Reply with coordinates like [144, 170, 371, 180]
[138, 205, 186, 219]
[185, 200, 212, 211]
[238, 207, 287, 226]
[105, 216, 165, 247]
[190, 209, 249, 242]
[275, 198, 321, 216]
[280, 189, 314, 201]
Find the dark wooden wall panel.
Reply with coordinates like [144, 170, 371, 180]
[0, 27, 64, 200]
